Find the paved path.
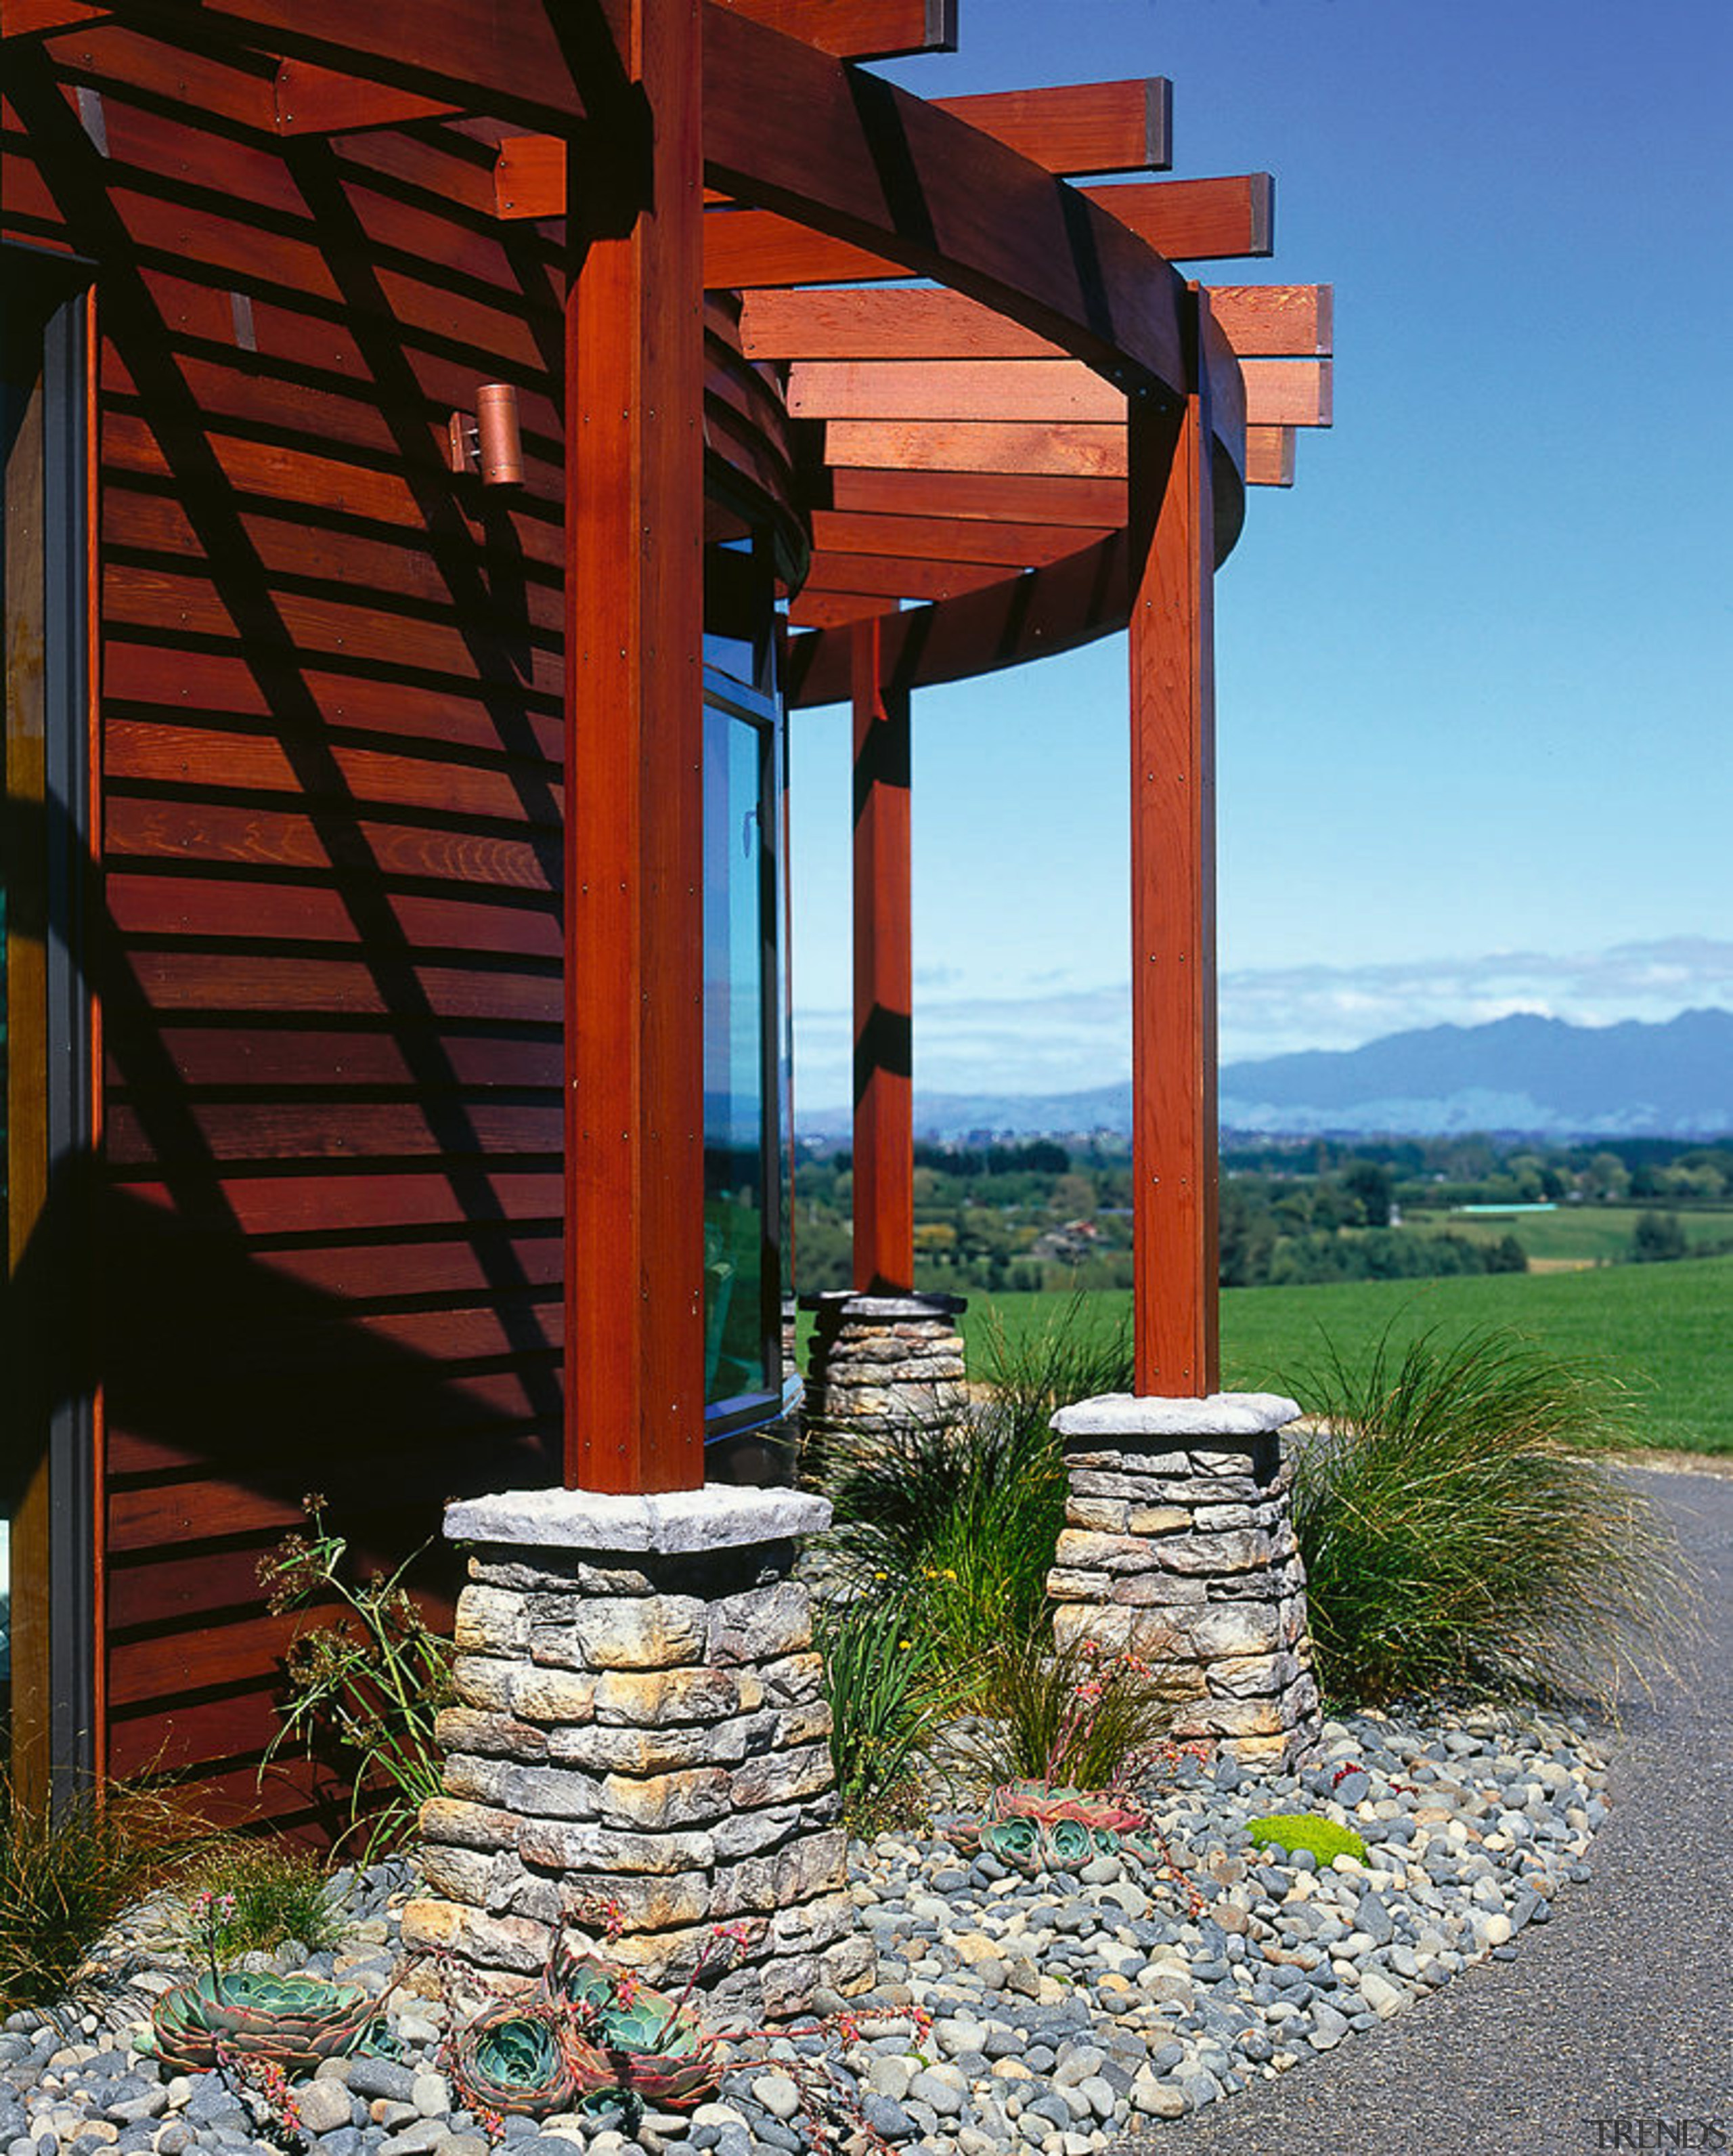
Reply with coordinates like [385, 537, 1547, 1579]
[1117, 1467, 1733, 2155]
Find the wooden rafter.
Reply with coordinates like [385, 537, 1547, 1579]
[707, 173, 1274, 288]
[712, 0, 955, 62]
[500, 74, 1172, 221]
[743, 283, 1330, 363]
[810, 508, 1112, 565]
[824, 418, 1128, 480]
[1244, 427, 1296, 486]
[828, 466, 1128, 527]
[1205, 283, 1333, 357]
[273, 58, 458, 135]
[800, 554, 1009, 601]
[1239, 358, 1332, 428]
[927, 77, 1170, 177]
[494, 131, 563, 217]
[1, 0, 111, 32]
[788, 358, 1124, 425]
[703, 3, 1191, 397]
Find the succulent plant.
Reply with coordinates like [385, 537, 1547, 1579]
[542, 1948, 719, 2112]
[449, 1997, 579, 2117]
[146, 1970, 380, 2077]
[961, 1782, 1141, 1872]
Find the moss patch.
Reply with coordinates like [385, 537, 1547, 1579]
[1247, 1813, 1368, 1866]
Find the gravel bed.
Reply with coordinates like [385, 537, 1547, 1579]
[0, 1701, 1606, 2156]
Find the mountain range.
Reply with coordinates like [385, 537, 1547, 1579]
[797, 1009, 1733, 1142]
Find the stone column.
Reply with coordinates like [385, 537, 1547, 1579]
[1046, 1393, 1321, 1768]
[800, 1290, 967, 1438]
[402, 1486, 874, 2023]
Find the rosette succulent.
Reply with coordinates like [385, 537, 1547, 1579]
[147, 1971, 380, 2076]
[542, 1949, 719, 2111]
[449, 1998, 579, 2117]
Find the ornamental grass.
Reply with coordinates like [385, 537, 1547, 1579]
[1290, 1323, 1700, 1713]
[0, 1767, 202, 2014]
[816, 1293, 1132, 1667]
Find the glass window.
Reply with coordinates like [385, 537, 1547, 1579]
[700, 534, 785, 1441]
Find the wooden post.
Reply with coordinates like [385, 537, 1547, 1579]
[563, 0, 705, 1492]
[850, 618, 915, 1294]
[1127, 290, 1221, 1397]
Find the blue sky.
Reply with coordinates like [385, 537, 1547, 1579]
[786, 0, 1733, 1108]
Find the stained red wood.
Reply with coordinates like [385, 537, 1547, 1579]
[110, 1170, 565, 1234]
[801, 553, 1007, 603]
[705, 174, 1271, 291]
[2, 2, 112, 33]
[812, 509, 1110, 566]
[825, 419, 1128, 479]
[711, 0, 955, 60]
[850, 618, 913, 1296]
[493, 131, 565, 219]
[931, 79, 1169, 177]
[741, 288, 1064, 363]
[109, 0, 599, 134]
[1128, 308, 1219, 1398]
[273, 58, 458, 135]
[703, 5, 1187, 397]
[1240, 359, 1332, 429]
[1244, 425, 1295, 487]
[40, 26, 282, 133]
[1205, 283, 1332, 357]
[564, 0, 706, 1494]
[713, 76, 1168, 198]
[829, 465, 1126, 528]
[124, 951, 561, 1022]
[787, 358, 1123, 425]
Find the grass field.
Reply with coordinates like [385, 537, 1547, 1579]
[958, 1253, 1733, 1455]
[1404, 1203, 1733, 1267]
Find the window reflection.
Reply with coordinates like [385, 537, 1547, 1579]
[700, 533, 784, 1440]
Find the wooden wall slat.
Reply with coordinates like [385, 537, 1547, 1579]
[123, 949, 561, 1023]
[105, 1098, 565, 1164]
[106, 874, 562, 957]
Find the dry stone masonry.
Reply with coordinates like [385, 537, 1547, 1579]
[402, 1486, 874, 2024]
[800, 1291, 967, 1437]
[1047, 1392, 1321, 1767]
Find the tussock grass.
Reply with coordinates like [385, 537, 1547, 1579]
[0, 1770, 202, 2014]
[173, 1836, 347, 1960]
[958, 1631, 1185, 1791]
[1291, 1324, 1701, 1712]
[818, 1293, 1133, 1664]
[813, 1593, 963, 1834]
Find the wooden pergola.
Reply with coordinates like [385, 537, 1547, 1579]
[3, 0, 1328, 1815]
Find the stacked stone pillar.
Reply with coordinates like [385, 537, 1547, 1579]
[402, 1487, 873, 2023]
[1047, 1393, 1321, 1767]
[799, 1291, 967, 1438]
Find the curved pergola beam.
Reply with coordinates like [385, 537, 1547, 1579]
[701, 7, 1248, 694]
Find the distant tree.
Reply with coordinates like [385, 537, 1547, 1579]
[1586, 1150, 1631, 1202]
[1341, 1161, 1395, 1228]
[1485, 1234, 1528, 1274]
[1631, 1211, 1687, 1264]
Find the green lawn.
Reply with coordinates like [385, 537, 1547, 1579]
[957, 1253, 1733, 1455]
[1403, 1203, 1733, 1266]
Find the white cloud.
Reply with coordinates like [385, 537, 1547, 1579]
[791, 938, 1733, 1107]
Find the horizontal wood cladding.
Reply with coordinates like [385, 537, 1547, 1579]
[0, 39, 631, 1823]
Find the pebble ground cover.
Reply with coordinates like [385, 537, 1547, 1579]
[0, 1698, 1605, 2156]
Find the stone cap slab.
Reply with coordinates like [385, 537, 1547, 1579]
[1050, 1392, 1301, 1439]
[444, 1483, 833, 1554]
[799, 1290, 968, 1316]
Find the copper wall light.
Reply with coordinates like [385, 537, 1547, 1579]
[446, 383, 523, 486]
